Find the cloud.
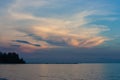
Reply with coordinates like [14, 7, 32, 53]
[17, 22, 108, 48]
[13, 40, 41, 47]
[11, 44, 21, 47]
[25, 16, 109, 48]
[11, 0, 109, 48]
[0, 0, 116, 52]
[14, 40, 31, 44]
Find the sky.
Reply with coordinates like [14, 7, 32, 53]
[0, 0, 120, 63]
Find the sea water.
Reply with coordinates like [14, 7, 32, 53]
[0, 64, 120, 80]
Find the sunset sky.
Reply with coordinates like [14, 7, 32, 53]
[0, 0, 120, 63]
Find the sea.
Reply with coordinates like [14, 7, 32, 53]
[0, 64, 120, 80]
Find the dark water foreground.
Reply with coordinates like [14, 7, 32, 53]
[0, 64, 120, 80]
[0, 78, 8, 80]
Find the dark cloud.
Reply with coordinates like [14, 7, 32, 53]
[13, 40, 31, 44]
[27, 34, 67, 46]
[28, 34, 43, 41]
[11, 44, 21, 47]
[33, 44, 41, 47]
[13, 40, 41, 47]
[46, 40, 67, 46]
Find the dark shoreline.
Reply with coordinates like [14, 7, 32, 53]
[0, 51, 25, 64]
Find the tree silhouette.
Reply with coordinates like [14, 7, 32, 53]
[0, 51, 25, 64]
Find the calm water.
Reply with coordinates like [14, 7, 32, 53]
[0, 64, 120, 80]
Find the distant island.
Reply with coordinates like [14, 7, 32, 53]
[0, 51, 25, 64]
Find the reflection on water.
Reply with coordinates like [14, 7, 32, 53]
[0, 64, 120, 80]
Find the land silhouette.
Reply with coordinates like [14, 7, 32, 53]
[0, 51, 25, 64]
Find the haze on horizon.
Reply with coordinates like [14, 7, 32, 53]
[0, 0, 120, 63]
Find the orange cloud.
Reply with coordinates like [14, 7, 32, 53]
[81, 37, 107, 48]
[29, 24, 108, 48]
[0, 0, 110, 52]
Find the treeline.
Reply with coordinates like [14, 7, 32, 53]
[0, 51, 25, 64]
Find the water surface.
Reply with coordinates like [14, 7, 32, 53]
[0, 64, 120, 80]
